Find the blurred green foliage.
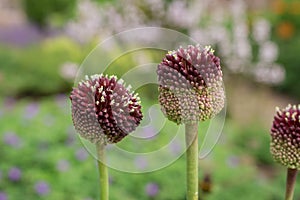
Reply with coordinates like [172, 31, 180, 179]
[0, 37, 94, 97]
[22, 0, 77, 27]
[269, 0, 300, 98]
[0, 98, 299, 199]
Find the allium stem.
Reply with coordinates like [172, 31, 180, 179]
[285, 168, 298, 200]
[185, 123, 199, 200]
[96, 142, 109, 200]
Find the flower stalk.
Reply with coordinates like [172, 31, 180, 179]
[285, 168, 298, 200]
[70, 74, 143, 200]
[157, 45, 224, 200]
[270, 104, 300, 200]
[96, 142, 109, 200]
[185, 123, 199, 200]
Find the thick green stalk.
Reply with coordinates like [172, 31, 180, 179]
[185, 123, 199, 200]
[96, 142, 109, 200]
[285, 168, 298, 200]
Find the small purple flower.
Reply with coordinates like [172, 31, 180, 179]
[3, 132, 22, 148]
[23, 102, 39, 119]
[3, 97, 16, 111]
[169, 140, 182, 155]
[34, 181, 50, 196]
[8, 167, 21, 182]
[55, 94, 68, 108]
[56, 159, 70, 172]
[75, 148, 89, 161]
[226, 155, 240, 168]
[0, 192, 7, 200]
[145, 182, 159, 197]
[134, 156, 148, 170]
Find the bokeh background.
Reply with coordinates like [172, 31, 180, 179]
[0, 0, 300, 199]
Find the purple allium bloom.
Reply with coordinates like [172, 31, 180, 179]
[8, 167, 21, 181]
[75, 148, 89, 161]
[56, 159, 70, 172]
[157, 45, 225, 124]
[23, 102, 39, 119]
[70, 74, 143, 144]
[145, 182, 159, 197]
[0, 192, 7, 200]
[270, 104, 300, 169]
[34, 181, 50, 196]
[3, 132, 22, 148]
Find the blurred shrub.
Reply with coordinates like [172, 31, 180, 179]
[22, 0, 77, 27]
[0, 37, 91, 97]
[269, 0, 300, 98]
[232, 123, 274, 165]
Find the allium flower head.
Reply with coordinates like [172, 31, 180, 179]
[270, 104, 300, 169]
[157, 45, 225, 124]
[70, 74, 143, 144]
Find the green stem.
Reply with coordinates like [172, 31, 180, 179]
[285, 168, 298, 200]
[96, 142, 109, 200]
[185, 123, 199, 200]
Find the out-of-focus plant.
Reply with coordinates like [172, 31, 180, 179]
[65, 0, 284, 86]
[22, 0, 77, 27]
[0, 37, 89, 96]
[269, 0, 300, 99]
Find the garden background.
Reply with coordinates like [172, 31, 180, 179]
[0, 0, 300, 199]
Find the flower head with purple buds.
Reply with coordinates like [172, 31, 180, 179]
[157, 45, 225, 124]
[270, 104, 300, 169]
[70, 74, 143, 144]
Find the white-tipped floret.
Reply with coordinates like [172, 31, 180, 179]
[101, 96, 105, 102]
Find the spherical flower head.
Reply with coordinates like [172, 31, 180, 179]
[70, 74, 143, 144]
[270, 104, 300, 169]
[157, 45, 225, 124]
